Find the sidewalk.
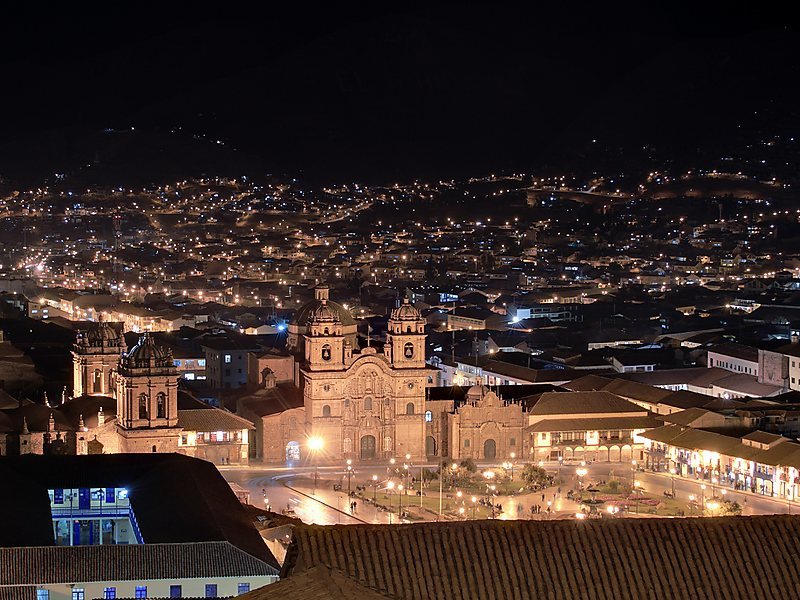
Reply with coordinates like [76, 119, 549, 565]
[644, 469, 799, 511]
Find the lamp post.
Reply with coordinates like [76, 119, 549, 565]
[669, 467, 677, 498]
[634, 480, 642, 514]
[510, 452, 516, 481]
[471, 496, 477, 519]
[700, 484, 707, 509]
[387, 480, 395, 524]
[398, 484, 404, 519]
[688, 494, 696, 516]
[576, 467, 588, 500]
[307, 436, 324, 495]
[346, 459, 353, 497]
[372, 474, 378, 502]
[631, 459, 637, 486]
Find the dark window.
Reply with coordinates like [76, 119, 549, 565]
[205, 585, 218, 598]
[138, 394, 148, 419]
[169, 586, 182, 599]
[105, 488, 115, 503]
[404, 342, 414, 359]
[322, 344, 331, 361]
[156, 393, 166, 419]
[364, 397, 373, 411]
[53, 488, 64, 504]
[406, 402, 414, 415]
[322, 405, 331, 417]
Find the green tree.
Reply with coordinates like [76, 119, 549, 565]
[459, 458, 477, 473]
[521, 464, 551, 489]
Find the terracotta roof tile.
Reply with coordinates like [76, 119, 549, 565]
[284, 517, 800, 599]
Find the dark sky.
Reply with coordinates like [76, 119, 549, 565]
[0, 3, 798, 183]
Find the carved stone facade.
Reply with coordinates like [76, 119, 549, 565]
[71, 317, 125, 398]
[302, 294, 431, 462]
[448, 385, 525, 461]
[113, 332, 181, 453]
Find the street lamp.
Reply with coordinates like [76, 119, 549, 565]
[669, 467, 677, 498]
[576, 467, 588, 499]
[631, 459, 637, 486]
[398, 484, 404, 518]
[471, 496, 477, 519]
[634, 480, 643, 514]
[346, 459, 354, 497]
[387, 480, 395, 524]
[308, 436, 324, 495]
[372, 474, 378, 502]
[510, 452, 516, 480]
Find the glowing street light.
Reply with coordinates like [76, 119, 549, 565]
[307, 436, 324, 494]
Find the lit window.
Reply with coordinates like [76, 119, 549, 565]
[169, 586, 182, 599]
[205, 585, 218, 598]
[37, 590, 49, 600]
[224, 354, 232, 364]
[72, 590, 84, 600]
[237, 584, 250, 595]
[135, 587, 147, 599]
[424, 411, 433, 422]
[104, 588, 116, 600]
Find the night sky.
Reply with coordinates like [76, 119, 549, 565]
[0, 4, 797, 184]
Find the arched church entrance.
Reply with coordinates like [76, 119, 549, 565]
[483, 439, 497, 460]
[286, 441, 301, 462]
[426, 436, 437, 456]
[360, 435, 376, 460]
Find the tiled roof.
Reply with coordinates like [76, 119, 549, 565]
[0, 542, 278, 585]
[177, 408, 255, 432]
[239, 565, 390, 600]
[562, 374, 615, 391]
[285, 517, 800, 599]
[601, 379, 674, 403]
[661, 407, 718, 426]
[525, 414, 661, 433]
[660, 390, 714, 410]
[240, 384, 304, 417]
[527, 391, 645, 415]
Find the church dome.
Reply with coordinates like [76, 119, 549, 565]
[308, 300, 340, 324]
[83, 319, 122, 348]
[391, 298, 422, 321]
[291, 299, 356, 327]
[122, 333, 173, 369]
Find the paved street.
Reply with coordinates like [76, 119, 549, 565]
[222, 461, 799, 526]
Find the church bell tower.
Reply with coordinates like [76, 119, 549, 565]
[385, 298, 426, 369]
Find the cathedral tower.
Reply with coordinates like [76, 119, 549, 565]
[72, 316, 126, 397]
[385, 298, 426, 369]
[113, 333, 180, 453]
